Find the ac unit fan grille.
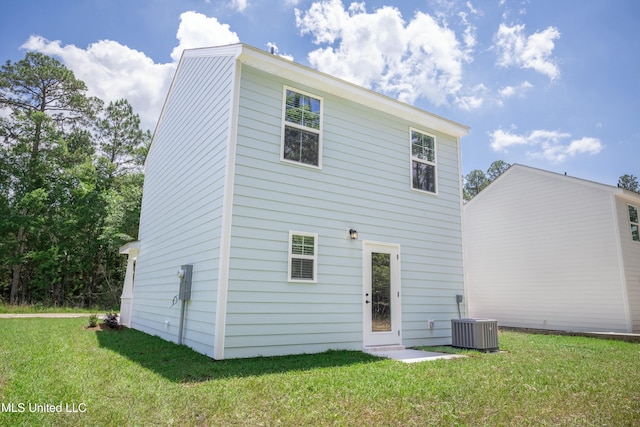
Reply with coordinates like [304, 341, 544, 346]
[451, 318, 499, 351]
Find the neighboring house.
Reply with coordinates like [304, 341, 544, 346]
[463, 164, 640, 333]
[118, 43, 470, 359]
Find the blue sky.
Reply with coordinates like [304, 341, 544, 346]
[1, 0, 638, 185]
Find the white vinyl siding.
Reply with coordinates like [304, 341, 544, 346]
[288, 231, 318, 282]
[465, 166, 632, 333]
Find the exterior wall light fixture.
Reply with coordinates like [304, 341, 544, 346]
[349, 228, 358, 240]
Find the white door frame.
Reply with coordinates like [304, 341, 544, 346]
[362, 241, 402, 348]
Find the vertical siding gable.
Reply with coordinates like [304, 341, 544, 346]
[132, 54, 236, 356]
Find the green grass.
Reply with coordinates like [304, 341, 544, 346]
[0, 302, 103, 314]
[0, 319, 639, 426]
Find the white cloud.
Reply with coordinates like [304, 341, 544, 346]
[22, 11, 241, 131]
[229, 0, 249, 13]
[565, 137, 603, 156]
[170, 11, 240, 61]
[489, 128, 530, 151]
[490, 128, 603, 163]
[494, 23, 560, 80]
[296, 0, 471, 107]
[459, 2, 481, 55]
[466, 1, 480, 16]
[22, 35, 175, 131]
[456, 83, 487, 110]
[498, 80, 533, 99]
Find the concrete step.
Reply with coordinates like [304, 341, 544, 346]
[363, 345, 406, 353]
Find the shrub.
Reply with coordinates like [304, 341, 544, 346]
[103, 312, 120, 329]
[88, 314, 99, 328]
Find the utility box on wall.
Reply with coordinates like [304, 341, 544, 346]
[451, 318, 499, 352]
[178, 264, 193, 300]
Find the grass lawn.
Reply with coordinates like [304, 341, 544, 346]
[0, 318, 639, 426]
[0, 303, 106, 314]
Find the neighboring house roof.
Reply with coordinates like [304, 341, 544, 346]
[466, 163, 640, 206]
[148, 43, 469, 159]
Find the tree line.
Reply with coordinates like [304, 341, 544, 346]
[2, 52, 637, 308]
[463, 161, 639, 201]
[0, 52, 149, 308]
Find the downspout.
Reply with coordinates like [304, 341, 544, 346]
[457, 135, 468, 319]
[178, 299, 186, 345]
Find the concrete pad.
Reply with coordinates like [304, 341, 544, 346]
[365, 348, 465, 363]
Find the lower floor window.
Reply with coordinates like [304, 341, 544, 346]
[289, 231, 318, 281]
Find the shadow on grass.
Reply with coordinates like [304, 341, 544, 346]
[95, 327, 379, 383]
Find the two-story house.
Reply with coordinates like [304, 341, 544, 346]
[119, 43, 469, 359]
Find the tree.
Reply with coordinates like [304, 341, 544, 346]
[463, 170, 489, 201]
[618, 174, 639, 193]
[463, 160, 511, 202]
[95, 99, 150, 179]
[0, 52, 100, 303]
[486, 160, 511, 182]
[0, 52, 145, 308]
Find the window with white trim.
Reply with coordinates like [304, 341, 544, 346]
[410, 129, 437, 193]
[629, 204, 639, 242]
[282, 87, 322, 168]
[288, 231, 318, 282]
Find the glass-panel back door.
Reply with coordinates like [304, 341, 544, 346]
[363, 242, 401, 347]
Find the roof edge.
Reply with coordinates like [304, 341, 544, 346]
[465, 163, 640, 207]
[185, 43, 469, 138]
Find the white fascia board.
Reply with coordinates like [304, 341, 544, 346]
[181, 44, 244, 59]
[615, 189, 640, 204]
[235, 44, 470, 138]
[119, 240, 140, 255]
[177, 43, 469, 137]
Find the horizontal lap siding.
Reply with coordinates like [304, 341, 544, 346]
[465, 167, 627, 332]
[223, 65, 463, 358]
[131, 55, 235, 356]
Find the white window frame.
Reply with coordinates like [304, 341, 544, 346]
[281, 86, 323, 169]
[628, 204, 639, 242]
[288, 231, 318, 283]
[409, 128, 438, 195]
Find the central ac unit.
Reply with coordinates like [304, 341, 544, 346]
[451, 318, 499, 352]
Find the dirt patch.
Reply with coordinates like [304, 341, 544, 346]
[84, 322, 125, 331]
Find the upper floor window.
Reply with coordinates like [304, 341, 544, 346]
[410, 129, 437, 194]
[629, 205, 639, 242]
[282, 88, 322, 168]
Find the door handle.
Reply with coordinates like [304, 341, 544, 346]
[365, 300, 370, 304]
